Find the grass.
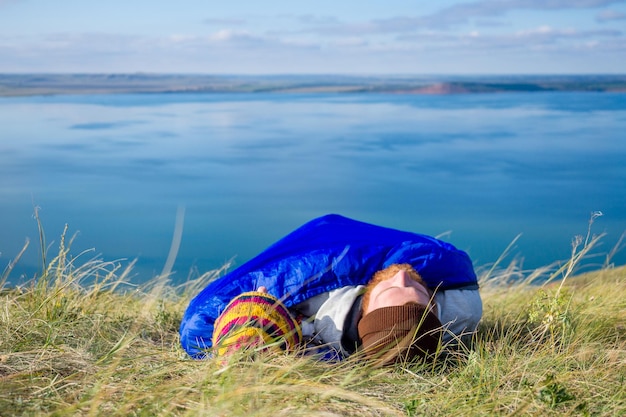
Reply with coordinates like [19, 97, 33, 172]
[1, 222, 625, 416]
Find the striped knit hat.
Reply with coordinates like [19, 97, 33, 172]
[212, 291, 302, 356]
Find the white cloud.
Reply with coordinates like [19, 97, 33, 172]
[329, 37, 368, 47]
[392, 23, 623, 56]
[162, 30, 273, 47]
[415, 0, 626, 29]
[516, 25, 565, 36]
[286, 0, 626, 39]
[2, 2, 626, 74]
[440, 0, 626, 17]
[209, 29, 252, 42]
[513, 26, 621, 40]
[169, 34, 196, 43]
[596, 9, 626, 21]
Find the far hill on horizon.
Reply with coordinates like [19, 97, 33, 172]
[1, 74, 625, 97]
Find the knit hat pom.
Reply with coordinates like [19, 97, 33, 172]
[212, 291, 302, 357]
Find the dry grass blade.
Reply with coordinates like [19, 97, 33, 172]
[1, 220, 625, 416]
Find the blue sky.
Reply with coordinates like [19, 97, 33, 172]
[1, 0, 625, 74]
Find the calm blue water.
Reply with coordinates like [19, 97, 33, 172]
[1, 92, 625, 285]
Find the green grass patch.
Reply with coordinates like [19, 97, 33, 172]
[1, 224, 625, 416]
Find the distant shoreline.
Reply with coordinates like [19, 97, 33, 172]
[1, 73, 625, 97]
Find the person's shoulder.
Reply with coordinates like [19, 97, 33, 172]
[435, 288, 483, 315]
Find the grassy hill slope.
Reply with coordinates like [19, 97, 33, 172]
[1, 234, 624, 416]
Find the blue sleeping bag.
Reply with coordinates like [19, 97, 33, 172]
[180, 213, 478, 358]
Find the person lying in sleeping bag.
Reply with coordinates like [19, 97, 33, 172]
[179, 214, 482, 365]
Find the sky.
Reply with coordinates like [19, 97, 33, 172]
[0, 0, 625, 74]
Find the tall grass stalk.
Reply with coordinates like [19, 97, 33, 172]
[1, 223, 625, 416]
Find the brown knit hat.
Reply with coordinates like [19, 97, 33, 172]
[357, 304, 442, 367]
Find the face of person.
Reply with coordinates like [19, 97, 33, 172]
[364, 268, 432, 315]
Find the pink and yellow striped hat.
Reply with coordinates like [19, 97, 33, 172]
[212, 291, 302, 356]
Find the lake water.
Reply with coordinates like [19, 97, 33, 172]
[1, 92, 625, 285]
